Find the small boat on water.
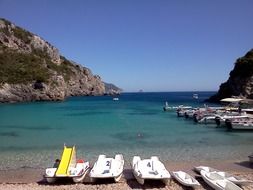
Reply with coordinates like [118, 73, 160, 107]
[193, 94, 199, 99]
[198, 114, 219, 124]
[200, 170, 243, 190]
[177, 107, 194, 117]
[225, 117, 253, 130]
[197, 112, 246, 125]
[89, 154, 124, 182]
[163, 102, 193, 112]
[163, 101, 175, 111]
[131, 156, 171, 185]
[44, 145, 90, 183]
[184, 108, 198, 118]
[190, 106, 222, 121]
[171, 171, 200, 188]
[214, 113, 248, 126]
[163, 101, 171, 111]
[193, 107, 248, 124]
[193, 107, 217, 122]
[113, 97, 119, 101]
[163, 102, 191, 111]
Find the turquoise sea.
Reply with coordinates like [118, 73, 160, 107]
[0, 92, 253, 170]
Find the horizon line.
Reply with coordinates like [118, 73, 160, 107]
[121, 90, 217, 93]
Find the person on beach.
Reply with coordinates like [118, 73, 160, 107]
[53, 159, 60, 168]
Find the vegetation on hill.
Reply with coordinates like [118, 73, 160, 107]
[0, 18, 106, 103]
[208, 49, 253, 102]
[229, 49, 253, 78]
[0, 18, 33, 43]
[0, 45, 49, 84]
[0, 18, 77, 84]
[0, 43, 75, 84]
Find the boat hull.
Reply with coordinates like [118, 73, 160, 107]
[133, 172, 145, 185]
[90, 172, 123, 183]
[114, 173, 123, 182]
[201, 170, 242, 190]
[133, 172, 170, 185]
[89, 154, 124, 183]
[172, 171, 200, 188]
[72, 168, 90, 183]
[45, 177, 56, 184]
[131, 156, 171, 185]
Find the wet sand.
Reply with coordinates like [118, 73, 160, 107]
[0, 160, 252, 190]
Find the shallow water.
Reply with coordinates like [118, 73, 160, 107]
[0, 92, 252, 169]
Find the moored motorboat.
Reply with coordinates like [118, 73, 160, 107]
[131, 156, 171, 185]
[177, 107, 194, 117]
[44, 145, 90, 183]
[225, 117, 253, 130]
[171, 171, 200, 188]
[89, 154, 124, 182]
[198, 114, 219, 124]
[193, 107, 217, 122]
[184, 108, 198, 119]
[163, 102, 192, 111]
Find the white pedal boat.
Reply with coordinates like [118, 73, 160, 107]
[171, 171, 200, 188]
[131, 156, 171, 185]
[89, 154, 124, 182]
[215, 171, 253, 186]
[201, 170, 242, 190]
[45, 145, 90, 183]
[195, 166, 253, 185]
[194, 165, 219, 174]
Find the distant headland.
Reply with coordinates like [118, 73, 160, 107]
[0, 18, 121, 103]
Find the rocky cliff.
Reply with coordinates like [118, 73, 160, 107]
[104, 82, 122, 95]
[0, 18, 106, 103]
[209, 49, 253, 102]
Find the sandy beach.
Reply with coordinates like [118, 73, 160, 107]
[0, 160, 252, 190]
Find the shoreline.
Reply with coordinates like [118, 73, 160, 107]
[0, 159, 252, 189]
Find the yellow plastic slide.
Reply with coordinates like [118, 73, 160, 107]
[56, 145, 76, 176]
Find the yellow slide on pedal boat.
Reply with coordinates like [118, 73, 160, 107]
[45, 145, 89, 183]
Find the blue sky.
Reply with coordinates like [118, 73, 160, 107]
[0, 0, 253, 92]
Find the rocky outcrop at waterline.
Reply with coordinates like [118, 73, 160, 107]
[0, 18, 116, 103]
[104, 82, 122, 95]
[208, 49, 253, 102]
